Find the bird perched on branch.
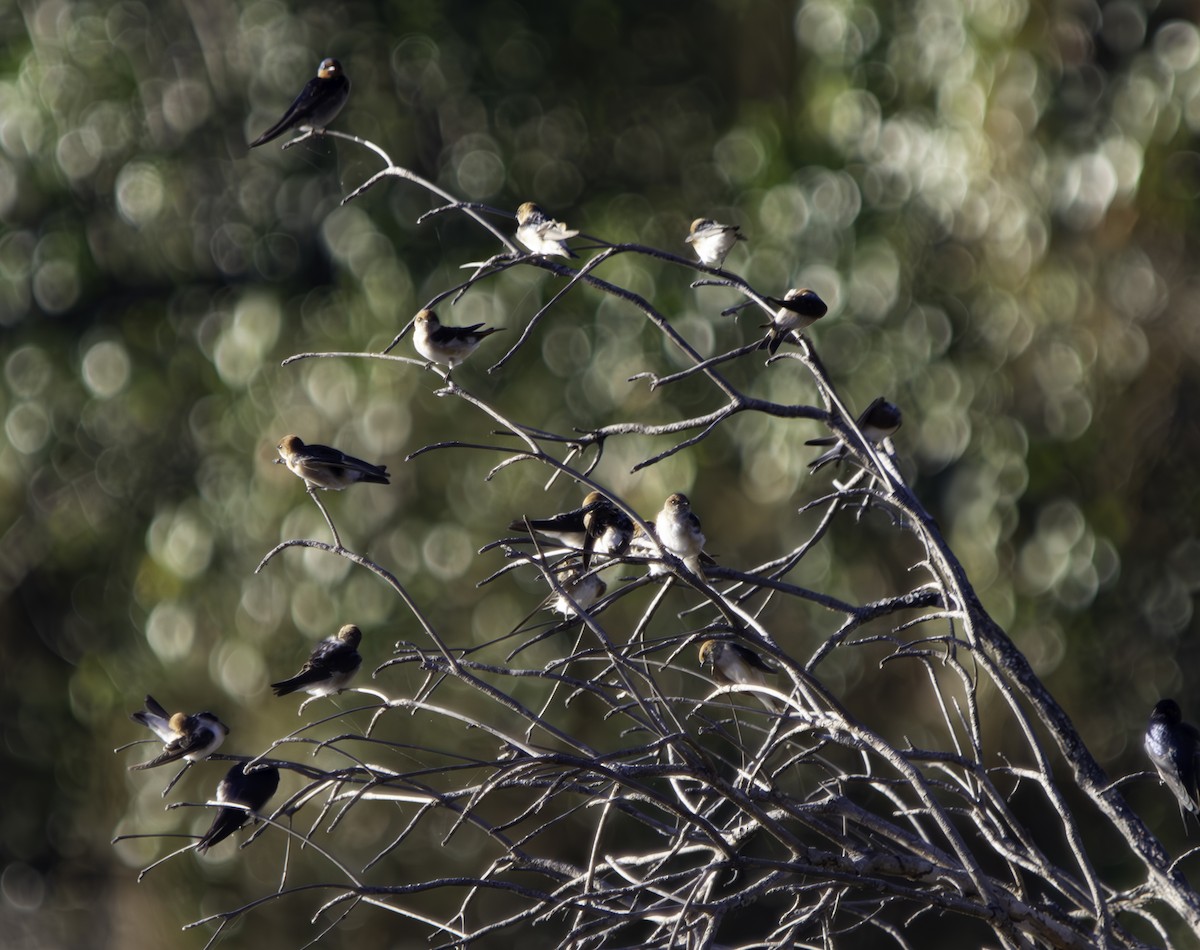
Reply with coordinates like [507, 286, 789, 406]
[515, 202, 579, 258]
[650, 492, 708, 577]
[1145, 698, 1200, 823]
[195, 762, 281, 853]
[271, 624, 363, 697]
[806, 397, 902, 473]
[412, 309, 503, 375]
[249, 58, 350, 148]
[275, 435, 389, 491]
[698, 639, 779, 712]
[508, 491, 633, 569]
[548, 565, 607, 619]
[685, 218, 745, 268]
[129, 696, 228, 770]
[755, 288, 829, 354]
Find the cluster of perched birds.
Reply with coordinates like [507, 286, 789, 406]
[126, 57, 1194, 857]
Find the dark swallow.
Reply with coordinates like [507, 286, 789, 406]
[271, 623, 363, 697]
[249, 58, 350, 148]
[508, 491, 633, 569]
[275, 434, 389, 490]
[129, 696, 229, 770]
[1145, 698, 1200, 821]
[195, 761, 281, 853]
[806, 397, 902, 473]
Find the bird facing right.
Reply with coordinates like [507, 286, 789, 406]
[249, 58, 350, 148]
[271, 624, 364, 698]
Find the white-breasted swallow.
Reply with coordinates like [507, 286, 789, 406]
[412, 309, 503, 373]
[758, 288, 828, 354]
[195, 761, 281, 853]
[549, 565, 607, 619]
[806, 397, 902, 473]
[250, 58, 350, 148]
[685, 218, 745, 268]
[698, 639, 778, 712]
[1145, 698, 1200, 822]
[653, 492, 708, 577]
[271, 624, 363, 697]
[129, 696, 229, 770]
[275, 434, 389, 490]
[516, 202, 579, 258]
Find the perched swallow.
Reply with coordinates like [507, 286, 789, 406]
[653, 492, 708, 577]
[699, 639, 779, 711]
[195, 761, 281, 853]
[129, 696, 229, 770]
[249, 58, 350, 148]
[412, 309, 503, 373]
[275, 434, 389, 491]
[272, 624, 363, 697]
[1145, 698, 1200, 821]
[509, 491, 633, 569]
[806, 397, 902, 473]
[516, 202, 579, 258]
[549, 565, 607, 619]
[685, 218, 745, 268]
[757, 289, 829, 354]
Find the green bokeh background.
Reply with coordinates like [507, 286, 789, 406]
[4, 0, 1200, 945]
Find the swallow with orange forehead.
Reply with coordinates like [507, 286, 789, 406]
[685, 218, 745, 268]
[272, 624, 363, 699]
[276, 434, 389, 491]
[515, 202, 579, 258]
[1145, 698, 1200, 825]
[129, 696, 229, 770]
[806, 397, 902, 474]
[508, 491, 634, 569]
[249, 58, 349, 148]
[195, 761, 281, 853]
[698, 640, 779, 712]
[412, 309, 503, 378]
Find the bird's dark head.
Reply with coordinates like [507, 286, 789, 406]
[1153, 698, 1183, 723]
[318, 59, 343, 80]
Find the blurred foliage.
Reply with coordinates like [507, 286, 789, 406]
[4, 0, 1200, 946]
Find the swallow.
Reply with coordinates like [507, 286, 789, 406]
[412, 309, 503, 374]
[516, 202, 579, 258]
[195, 761, 281, 853]
[806, 397, 902, 473]
[653, 492, 708, 577]
[271, 624, 363, 697]
[698, 639, 778, 712]
[508, 491, 633, 569]
[756, 289, 829, 354]
[129, 696, 229, 770]
[1145, 698, 1200, 822]
[549, 565, 607, 619]
[249, 58, 350, 148]
[685, 218, 745, 268]
[275, 434, 389, 491]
